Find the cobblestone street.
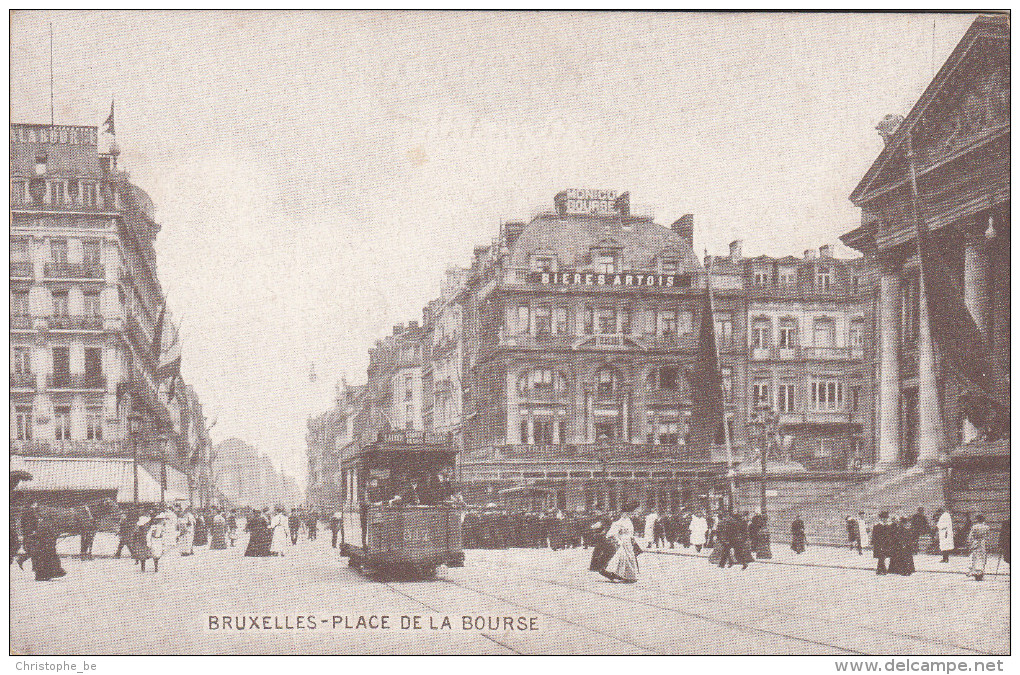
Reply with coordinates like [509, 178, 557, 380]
[10, 533, 1009, 655]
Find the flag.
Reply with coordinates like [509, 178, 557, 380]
[908, 134, 1009, 437]
[152, 302, 166, 357]
[688, 271, 725, 461]
[102, 100, 115, 135]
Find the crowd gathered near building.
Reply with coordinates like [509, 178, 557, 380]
[306, 15, 1009, 564]
[9, 16, 1010, 588]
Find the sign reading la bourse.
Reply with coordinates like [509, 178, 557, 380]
[528, 270, 692, 288]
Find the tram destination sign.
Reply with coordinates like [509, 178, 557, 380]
[528, 271, 693, 288]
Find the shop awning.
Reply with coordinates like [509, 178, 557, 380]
[14, 456, 190, 503]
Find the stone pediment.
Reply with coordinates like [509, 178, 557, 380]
[851, 15, 1009, 204]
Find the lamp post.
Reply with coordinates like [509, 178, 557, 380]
[128, 411, 143, 506]
[155, 428, 170, 507]
[750, 405, 775, 559]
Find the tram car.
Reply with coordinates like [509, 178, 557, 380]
[338, 430, 465, 577]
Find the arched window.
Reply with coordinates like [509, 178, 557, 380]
[517, 368, 568, 397]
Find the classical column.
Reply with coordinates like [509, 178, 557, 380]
[917, 282, 944, 465]
[878, 273, 901, 466]
[962, 231, 991, 442]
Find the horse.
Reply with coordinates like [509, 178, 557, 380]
[32, 498, 122, 560]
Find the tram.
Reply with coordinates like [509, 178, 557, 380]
[338, 430, 464, 577]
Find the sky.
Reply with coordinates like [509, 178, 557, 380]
[9, 11, 977, 490]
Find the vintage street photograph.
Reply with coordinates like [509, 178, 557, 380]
[8, 11, 1010, 659]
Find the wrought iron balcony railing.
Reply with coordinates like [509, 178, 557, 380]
[9, 261, 33, 278]
[46, 373, 107, 390]
[10, 372, 36, 388]
[43, 262, 105, 279]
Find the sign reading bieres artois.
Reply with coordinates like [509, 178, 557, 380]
[528, 270, 693, 287]
[554, 188, 630, 216]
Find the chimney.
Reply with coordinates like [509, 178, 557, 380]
[819, 244, 833, 258]
[729, 240, 743, 262]
[503, 221, 526, 248]
[804, 249, 817, 260]
[671, 214, 694, 250]
[393, 323, 404, 335]
[408, 320, 419, 330]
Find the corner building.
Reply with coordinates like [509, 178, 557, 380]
[10, 122, 195, 505]
[458, 191, 744, 512]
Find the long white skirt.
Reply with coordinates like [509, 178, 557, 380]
[606, 540, 639, 581]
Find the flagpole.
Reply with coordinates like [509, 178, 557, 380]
[905, 132, 951, 448]
[48, 23, 54, 127]
[706, 252, 737, 511]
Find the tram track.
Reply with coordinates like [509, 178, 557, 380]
[373, 574, 525, 654]
[461, 557, 997, 656]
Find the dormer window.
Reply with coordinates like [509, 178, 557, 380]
[778, 267, 797, 285]
[816, 267, 833, 291]
[595, 252, 616, 274]
[532, 255, 556, 273]
[753, 268, 770, 286]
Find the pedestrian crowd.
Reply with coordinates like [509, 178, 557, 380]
[11, 497, 1010, 587]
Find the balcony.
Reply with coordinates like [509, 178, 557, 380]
[801, 346, 859, 360]
[9, 261, 33, 278]
[10, 314, 32, 330]
[499, 332, 576, 350]
[46, 373, 107, 390]
[43, 262, 105, 280]
[47, 315, 105, 331]
[464, 443, 706, 465]
[10, 372, 36, 389]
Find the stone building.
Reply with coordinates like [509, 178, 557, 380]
[842, 15, 1009, 540]
[9, 120, 201, 505]
[740, 246, 868, 471]
[455, 191, 742, 511]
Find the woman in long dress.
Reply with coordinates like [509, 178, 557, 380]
[967, 515, 991, 581]
[937, 509, 954, 563]
[270, 508, 289, 556]
[244, 510, 268, 557]
[603, 503, 640, 583]
[210, 510, 227, 550]
[688, 512, 709, 553]
[790, 516, 807, 554]
[194, 512, 209, 547]
[178, 509, 196, 556]
[144, 515, 167, 572]
[888, 516, 915, 576]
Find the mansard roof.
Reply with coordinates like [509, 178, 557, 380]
[508, 212, 701, 273]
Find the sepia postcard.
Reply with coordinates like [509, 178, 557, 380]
[8, 10, 1010, 664]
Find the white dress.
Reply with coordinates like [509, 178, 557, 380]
[857, 519, 869, 547]
[179, 512, 196, 554]
[605, 516, 639, 581]
[147, 521, 167, 560]
[938, 512, 955, 552]
[689, 516, 709, 546]
[270, 513, 289, 555]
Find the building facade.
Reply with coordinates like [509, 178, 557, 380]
[10, 121, 203, 505]
[740, 247, 868, 471]
[842, 15, 1009, 540]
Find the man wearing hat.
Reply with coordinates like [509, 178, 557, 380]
[872, 511, 891, 575]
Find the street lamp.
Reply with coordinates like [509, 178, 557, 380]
[127, 411, 144, 506]
[749, 404, 776, 559]
[154, 428, 170, 506]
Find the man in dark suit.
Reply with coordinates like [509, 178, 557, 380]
[872, 511, 891, 575]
